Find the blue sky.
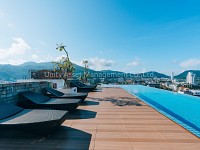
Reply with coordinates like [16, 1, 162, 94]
[0, 0, 200, 75]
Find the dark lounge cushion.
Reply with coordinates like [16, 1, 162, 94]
[0, 102, 24, 120]
[45, 88, 64, 97]
[20, 91, 51, 104]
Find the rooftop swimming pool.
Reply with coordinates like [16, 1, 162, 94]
[104, 84, 200, 137]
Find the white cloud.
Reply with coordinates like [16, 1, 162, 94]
[88, 57, 115, 70]
[42, 55, 54, 62]
[74, 57, 115, 71]
[71, 60, 82, 66]
[127, 61, 140, 66]
[179, 58, 200, 68]
[0, 37, 31, 59]
[1, 59, 27, 65]
[54, 55, 66, 61]
[127, 58, 141, 66]
[0, 37, 60, 65]
[30, 54, 54, 63]
[31, 54, 39, 60]
[0, 54, 55, 65]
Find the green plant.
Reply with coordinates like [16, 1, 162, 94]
[82, 60, 89, 83]
[53, 44, 75, 88]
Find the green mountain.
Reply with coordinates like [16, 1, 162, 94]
[0, 62, 94, 81]
[0, 61, 170, 81]
[136, 71, 170, 78]
[175, 70, 200, 79]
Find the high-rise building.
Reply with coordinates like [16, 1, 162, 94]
[171, 72, 174, 81]
[186, 72, 195, 84]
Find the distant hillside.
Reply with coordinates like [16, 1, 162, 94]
[0, 61, 170, 81]
[175, 70, 200, 79]
[89, 70, 169, 79]
[0, 62, 88, 81]
[136, 71, 170, 78]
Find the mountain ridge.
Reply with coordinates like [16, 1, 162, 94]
[1, 61, 198, 81]
[174, 70, 200, 79]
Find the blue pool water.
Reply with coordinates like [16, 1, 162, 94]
[119, 85, 200, 137]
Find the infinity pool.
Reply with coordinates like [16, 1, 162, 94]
[120, 85, 200, 137]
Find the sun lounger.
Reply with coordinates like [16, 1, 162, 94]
[0, 102, 68, 135]
[70, 81, 95, 92]
[44, 88, 88, 102]
[18, 91, 81, 111]
[75, 81, 97, 89]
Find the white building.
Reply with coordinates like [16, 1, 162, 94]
[171, 72, 174, 81]
[190, 90, 200, 96]
[169, 84, 178, 91]
[186, 72, 195, 84]
[118, 78, 124, 83]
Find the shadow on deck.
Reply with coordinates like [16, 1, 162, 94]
[81, 100, 100, 106]
[0, 126, 92, 150]
[68, 109, 97, 120]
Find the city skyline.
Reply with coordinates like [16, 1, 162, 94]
[1, 0, 200, 75]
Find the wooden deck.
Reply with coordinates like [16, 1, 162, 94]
[0, 87, 200, 150]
